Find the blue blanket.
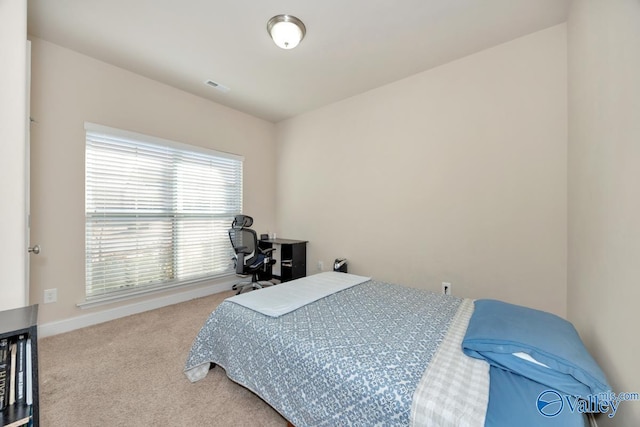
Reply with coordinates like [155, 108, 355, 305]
[485, 366, 587, 427]
[462, 299, 610, 398]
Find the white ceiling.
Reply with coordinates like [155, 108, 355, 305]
[27, 0, 571, 123]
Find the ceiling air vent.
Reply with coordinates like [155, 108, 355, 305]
[204, 79, 230, 93]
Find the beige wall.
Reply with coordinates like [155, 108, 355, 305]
[22, 4, 640, 420]
[28, 37, 277, 324]
[568, 1, 640, 425]
[23, 2, 640, 421]
[0, 0, 28, 311]
[276, 25, 568, 316]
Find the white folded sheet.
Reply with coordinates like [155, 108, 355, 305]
[226, 271, 371, 317]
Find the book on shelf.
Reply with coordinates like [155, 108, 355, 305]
[1, 336, 35, 416]
[9, 342, 17, 406]
[26, 338, 33, 406]
[0, 338, 9, 411]
[16, 334, 27, 404]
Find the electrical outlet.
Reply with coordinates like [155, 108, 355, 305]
[44, 288, 57, 304]
[317, 260, 324, 271]
[442, 282, 452, 295]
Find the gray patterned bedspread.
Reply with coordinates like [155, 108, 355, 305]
[184, 280, 462, 426]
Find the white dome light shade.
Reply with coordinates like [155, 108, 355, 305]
[267, 15, 306, 50]
[270, 21, 302, 49]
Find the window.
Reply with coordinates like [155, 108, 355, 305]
[85, 123, 243, 300]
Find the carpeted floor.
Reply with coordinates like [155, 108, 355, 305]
[38, 290, 287, 426]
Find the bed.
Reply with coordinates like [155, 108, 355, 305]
[184, 272, 610, 426]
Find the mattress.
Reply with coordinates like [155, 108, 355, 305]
[185, 276, 489, 426]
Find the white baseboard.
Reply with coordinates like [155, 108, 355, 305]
[38, 279, 235, 338]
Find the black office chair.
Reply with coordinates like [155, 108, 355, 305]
[228, 215, 275, 294]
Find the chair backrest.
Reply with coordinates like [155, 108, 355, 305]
[228, 215, 258, 268]
[229, 228, 257, 256]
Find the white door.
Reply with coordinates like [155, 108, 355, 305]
[25, 40, 39, 300]
[0, 2, 29, 311]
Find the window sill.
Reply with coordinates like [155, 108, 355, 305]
[77, 274, 236, 309]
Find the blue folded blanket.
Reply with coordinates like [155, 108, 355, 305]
[462, 299, 611, 397]
[485, 366, 587, 427]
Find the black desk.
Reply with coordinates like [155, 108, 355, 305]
[258, 238, 307, 282]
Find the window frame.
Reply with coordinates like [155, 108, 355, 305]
[83, 122, 243, 304]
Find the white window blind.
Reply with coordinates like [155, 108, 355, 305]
[85, 123, 243, 300]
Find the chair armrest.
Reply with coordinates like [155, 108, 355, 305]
[260, 248, 275, 255]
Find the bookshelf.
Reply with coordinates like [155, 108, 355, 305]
[0, 305, 39, 427]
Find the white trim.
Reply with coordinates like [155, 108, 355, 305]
[587, 413, 598, 427]
[38, 279, 236, 338]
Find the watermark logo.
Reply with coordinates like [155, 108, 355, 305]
[537, 390, 564, 417]
[537, 390, 639, 419]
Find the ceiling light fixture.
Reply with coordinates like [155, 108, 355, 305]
[267, 15, 306, 50]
